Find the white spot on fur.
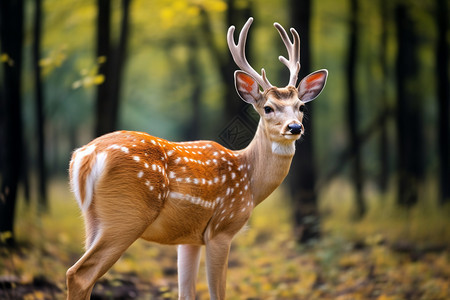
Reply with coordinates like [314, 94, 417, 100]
[169, 192, 212, 209]
[121, 147, 129, 154]
[137, 171, 144, 178]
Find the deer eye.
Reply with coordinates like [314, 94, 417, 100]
[264, 106, 274, 114]
[299, 105, 305, 112]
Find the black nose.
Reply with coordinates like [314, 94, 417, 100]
[288, 123, 303, 135]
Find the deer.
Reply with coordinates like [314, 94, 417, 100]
[66, 17, 327, 300]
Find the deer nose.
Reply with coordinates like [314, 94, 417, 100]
[288, 123, 303, 135]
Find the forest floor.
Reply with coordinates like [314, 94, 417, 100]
[1, 179, 450, 299]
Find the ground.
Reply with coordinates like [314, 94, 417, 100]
[1, 179, 449, 299]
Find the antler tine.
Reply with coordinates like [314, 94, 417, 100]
[227, 17, 273, 90]
[274, 23, 301, 87]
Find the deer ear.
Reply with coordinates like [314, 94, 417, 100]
[234, 71, 262, 104]
[297, 69, 328, 103]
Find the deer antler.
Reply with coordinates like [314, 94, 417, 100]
[227, 17, 273, 90]
[274, 23, 301, 87]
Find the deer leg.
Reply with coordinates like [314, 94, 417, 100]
[177, 244, 202, 299]
[205, 234, 232, 300]
[66, 221, 148, 300]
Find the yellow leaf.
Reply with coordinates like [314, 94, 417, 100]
[93, 74, 105, 85]
[1, 53, 14, 66]
[0, 231, 13, 242]
[0, 53, 9, 62]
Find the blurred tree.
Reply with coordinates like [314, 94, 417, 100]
[395, 4, 424, 207]
[0, 0, 25, 246]
[436, 0, 450, 204]
[377, 0, 390, 192]
[223, 0, 252, 124]
[95, 0, 131, 137]
[287, 0, 321, 243]
[33, 0, 48, 212]
[347, 0, 365, 218]
[200, 1, 255, 149]
[185, 35, 202, 140]
[95, 0, 112, 136]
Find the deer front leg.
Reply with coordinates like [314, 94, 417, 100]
[205, 234, 232, 300]
[177, 244, 201, 299]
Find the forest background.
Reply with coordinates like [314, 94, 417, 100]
[0, 0, 449, 299]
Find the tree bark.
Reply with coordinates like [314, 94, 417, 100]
[33, 0, 48, 212]
[95, 0, 111, 137]
[377, 0, 389, 192]
[0, 0, 25, 246]
[224, 0, 252, 123]
[201, 2, 256, 150]
[95, 0, 131, 137]
[287, 0, 320, 243]
[395, 4, 423, 207]
[347, 0, 365, 218]
[436, 0, 450, 204]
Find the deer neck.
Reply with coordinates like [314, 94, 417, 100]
[238, 120, 295, 206]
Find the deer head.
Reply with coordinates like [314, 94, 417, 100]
[227, 17, 328, 154]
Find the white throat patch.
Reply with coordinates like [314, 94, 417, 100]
[271, 141, 296, 156]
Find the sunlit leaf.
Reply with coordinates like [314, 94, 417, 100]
[0, 53, 14, 66]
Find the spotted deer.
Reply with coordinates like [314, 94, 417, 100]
[66, 17, 327, 300]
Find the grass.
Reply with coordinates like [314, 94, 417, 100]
[1, 178, 449, 299]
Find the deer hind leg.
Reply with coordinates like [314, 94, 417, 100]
[66, 222, 147, 300]
[177, 244, 202, 299]
[66, 198, 155, 300]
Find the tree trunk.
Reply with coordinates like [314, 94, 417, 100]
[95, 0, 111, 137]
[287, 0, 320, 244]
[95, 0, 131, 137]
[33, 0, 48, 212]
[201, 2, 256, 150]
[377, 0, 389, 192]
[224, 0, 252, 123]
[0, 0, 25, 246]
[436, 0, 450, 204]
[395, 4, 423, 207]
[108, 0, 130, 133]
[347, 0, 365, 218]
